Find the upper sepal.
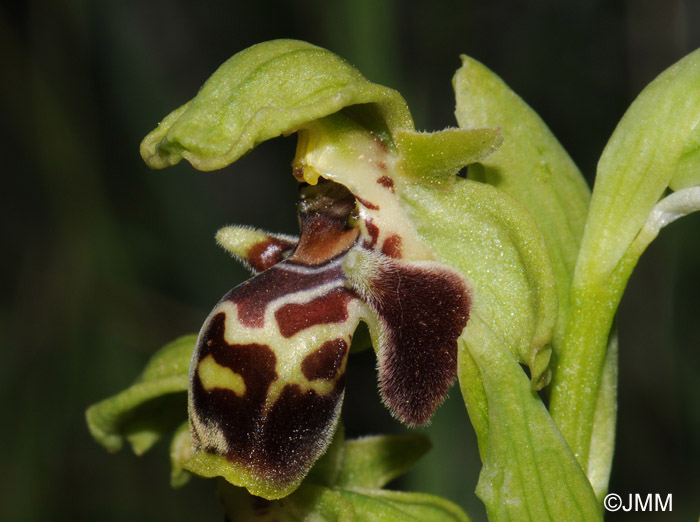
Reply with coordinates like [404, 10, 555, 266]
[141, 39, 414, 171]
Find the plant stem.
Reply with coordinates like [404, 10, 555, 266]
[548, 281, 618, 471]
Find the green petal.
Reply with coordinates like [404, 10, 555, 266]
[335, 434, 431, 489]
[395, 127, 503, 182]
[85, 334, 195, 453]
[453, 55, 590, 349]
[398, 177, 558, 388]
[141, 39, 413, 171]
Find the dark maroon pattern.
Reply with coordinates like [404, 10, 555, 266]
[381, 234, 402, 258]
[376, 175, 394, 191]
[301, 338, 349, 381]
[246, 237, 297, 272]
[362, 219, 380, 249]
[275, 287, 355, 339]
[191, 313, 277, 450]
[225, 264, 344, 328]
[259, 382, 344, 482]
[356, 196, 379, 210]
[191, 313, 345, 487]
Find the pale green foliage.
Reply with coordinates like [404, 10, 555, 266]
[549, 48, 700, 491]
[86, 335, 194, 453]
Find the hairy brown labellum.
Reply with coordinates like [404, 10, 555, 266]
[188, 179, 470, 497]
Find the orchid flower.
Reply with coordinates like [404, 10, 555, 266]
[87, 39, 700, 521]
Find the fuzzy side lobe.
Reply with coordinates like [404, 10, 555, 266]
[347, 252, 471, 426]
[216, 225, 298, 273]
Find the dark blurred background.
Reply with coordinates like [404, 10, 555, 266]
[1, 0, 699, 520]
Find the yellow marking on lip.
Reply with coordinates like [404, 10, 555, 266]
[198, 354, 246, 396]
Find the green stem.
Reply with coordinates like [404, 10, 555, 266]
[548, 282, 617, 469]
[549, 220, 658, 470]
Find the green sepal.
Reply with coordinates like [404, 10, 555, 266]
[86, 334, 195, 453]
[395, 127, 503, 182]
[335, 434, 431, 489]
[398, 177, 557, 388]
[141, 39, 413, 171]
[461, 318, 602, 522]
[453, 55, 590, 350]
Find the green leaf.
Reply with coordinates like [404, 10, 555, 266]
[85, 334, 195, 453]
[214, 429, 461, 521]
[549, 48, 700, 476]
[170, 421, 193, 489]
[337, 488, 471, 522]
[335, 434, 431, 489]
[141, 39, 413, 171]
[286, 485, 356, 522]
[453, 55, 590, 350]
[218, 482, 357, 522]
[398, 177, 558, 390]
[461, 317, 602, 522]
